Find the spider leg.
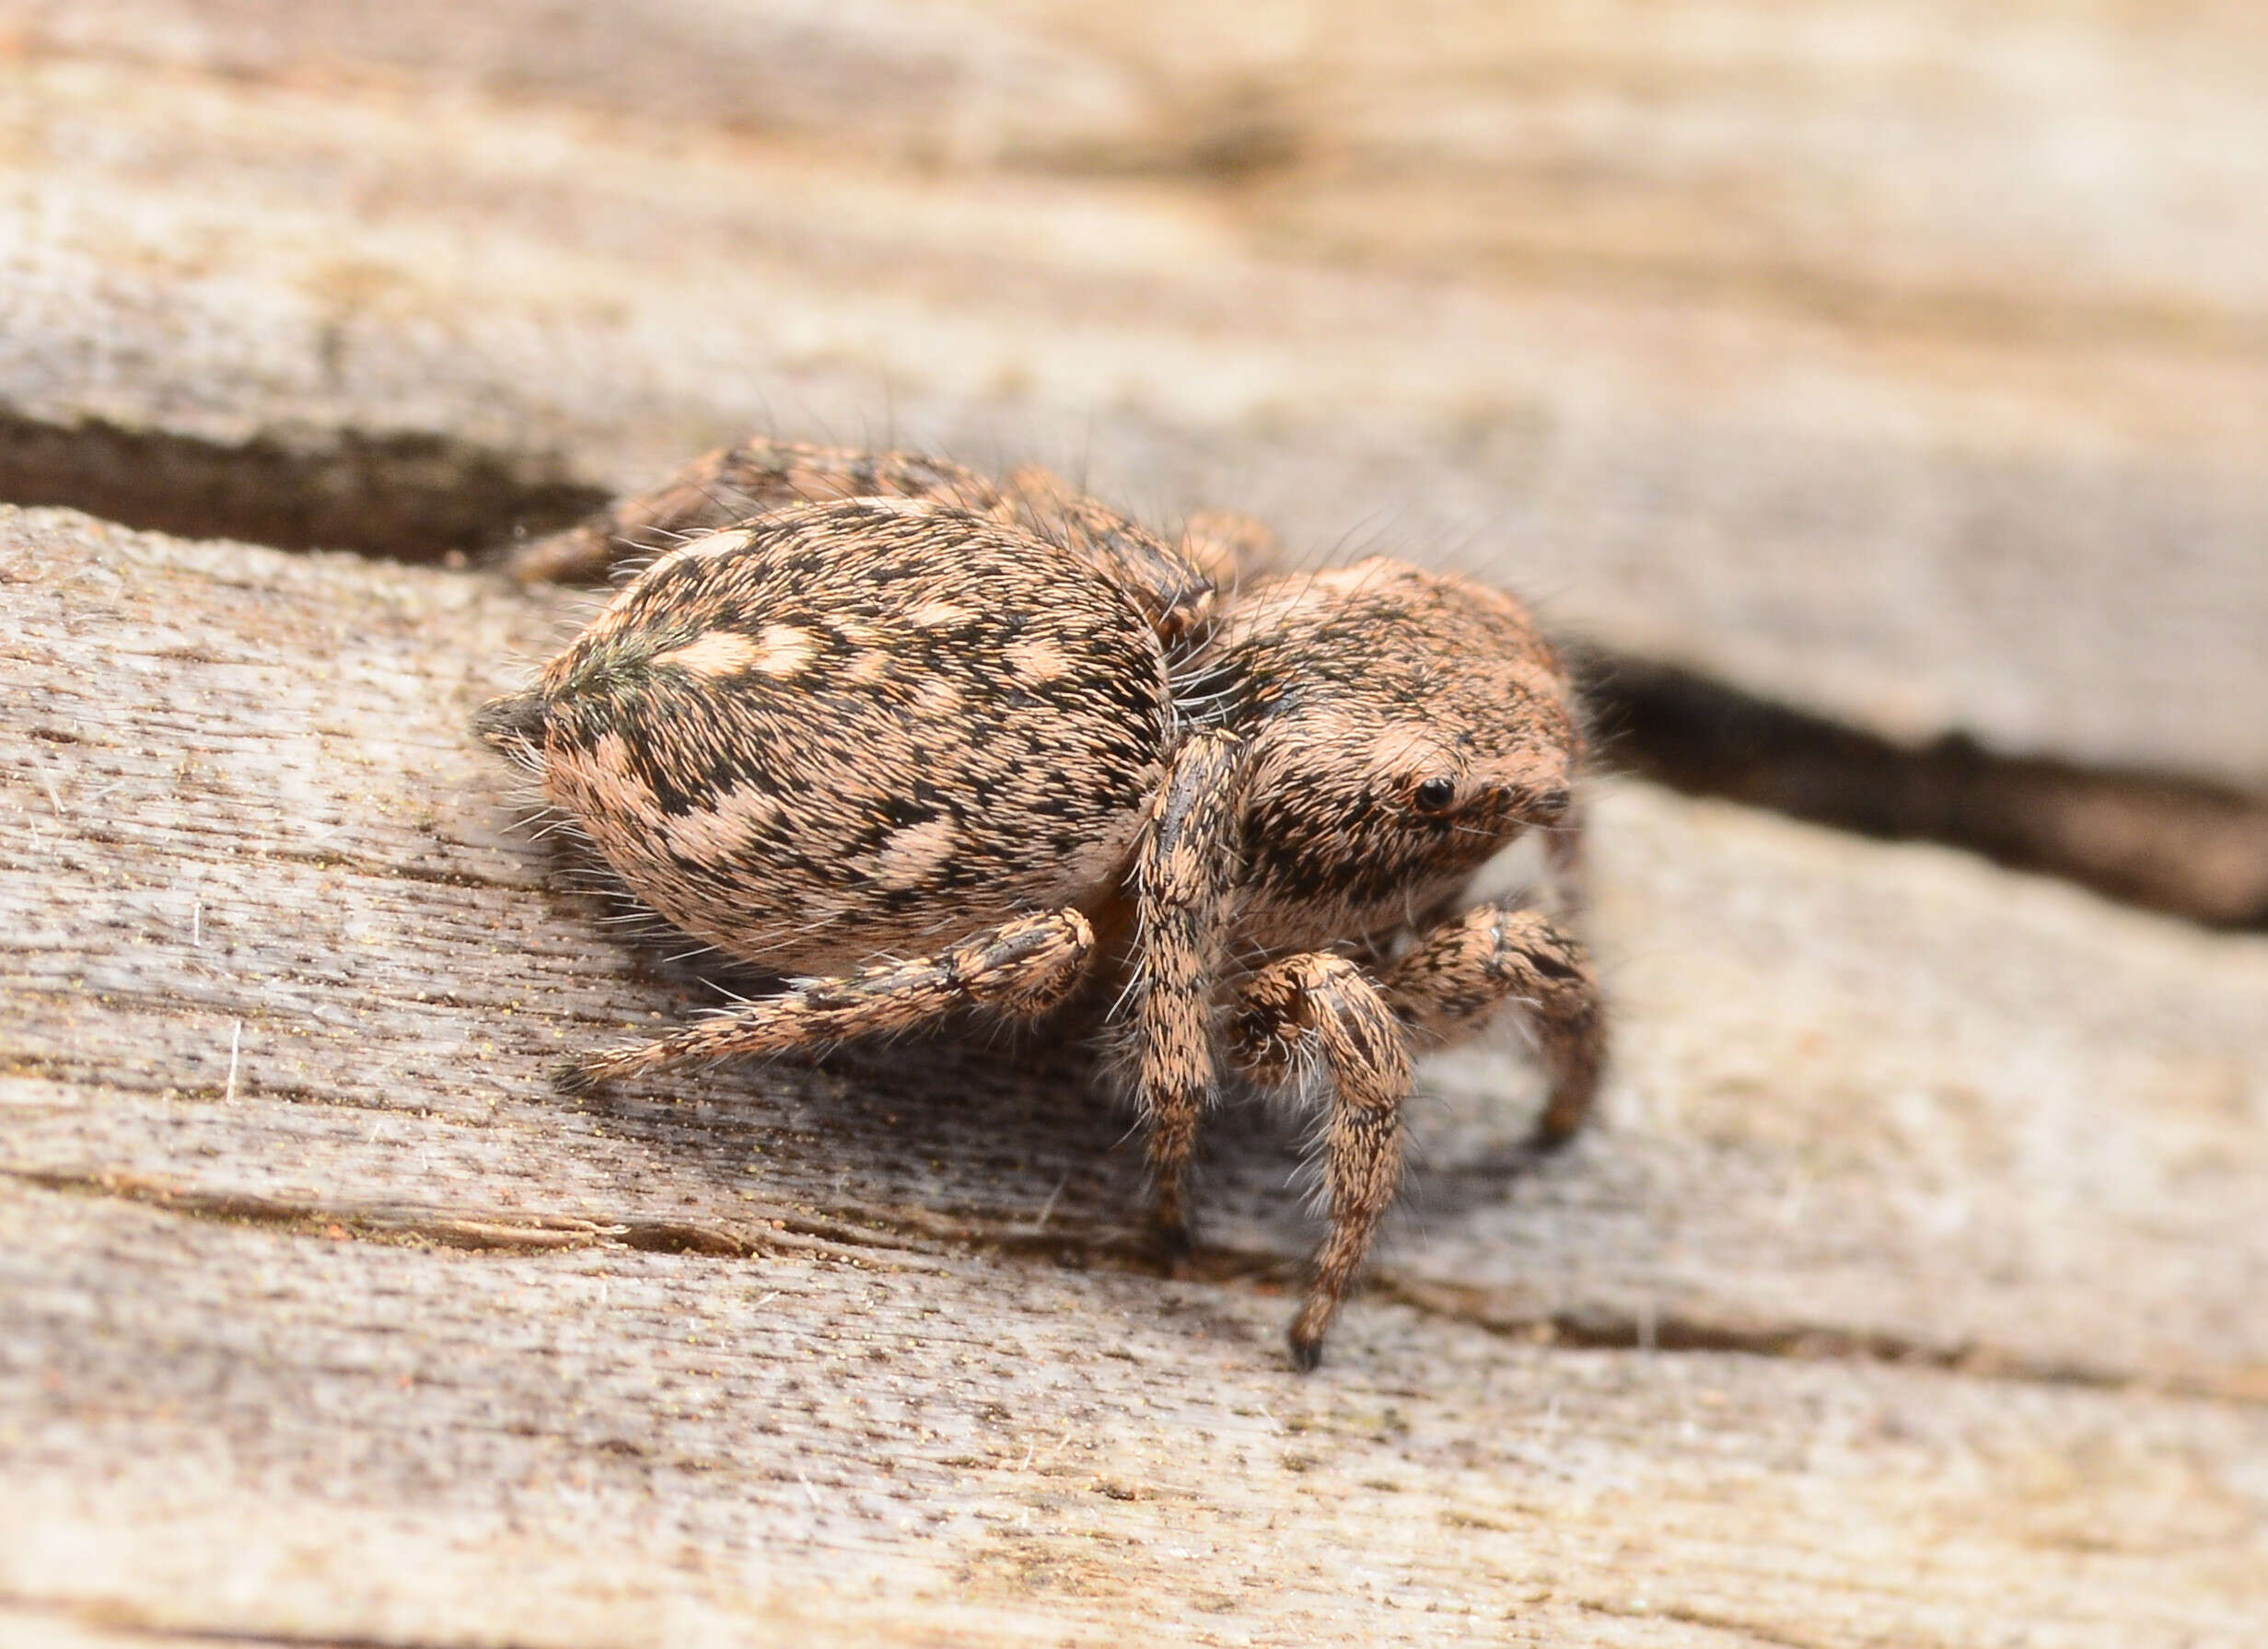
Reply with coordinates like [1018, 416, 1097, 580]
[1227, 953, 1413, 1371]
[1000, 465, 1218, 648]
[556, 908, 1094, 1091]
[1177, 507, 1281, 589]
[512, 438, 1007, 584]
[1128, 729, 1249, 1258]
[1381, 900, 1605, 1146]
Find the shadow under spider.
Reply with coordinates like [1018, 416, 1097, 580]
[522, 838, 1565, 1276]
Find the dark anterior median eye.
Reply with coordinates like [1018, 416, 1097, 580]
[1413, 777, 1457, 814]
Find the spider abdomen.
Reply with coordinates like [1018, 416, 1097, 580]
[502, 499, 1172, 975]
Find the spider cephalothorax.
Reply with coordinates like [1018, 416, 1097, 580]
[1201, 560, 1581, 951]
[483, 440, 1604, 1368]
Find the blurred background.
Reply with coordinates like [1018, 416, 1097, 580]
[4, 0, 2264, 924]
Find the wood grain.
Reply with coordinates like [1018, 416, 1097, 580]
[4, 4, 2267, 1640]
[3, 507, 2263, 1643]
[2, 1, 2265, 784]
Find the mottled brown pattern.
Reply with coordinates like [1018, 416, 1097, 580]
[483, 496, 1169, 974]
[515, 436, 1241, 650]
[1383, 900, 1604, 1144]
[483, 450, 1604, 1366]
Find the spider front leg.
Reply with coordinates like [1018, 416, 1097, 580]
[1381, 900, 1605, 1145]
[1128, 729, 1248, 1258]
[557, 909, 1094, 1091]
[1227, 954, 1413, 1371]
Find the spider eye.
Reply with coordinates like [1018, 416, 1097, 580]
[1413, 777, 1458, 814]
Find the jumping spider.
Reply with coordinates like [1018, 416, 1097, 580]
[481, 440, 1604, 1369]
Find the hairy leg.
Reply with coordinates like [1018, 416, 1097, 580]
[557, 908, 1094, 1091]
[1177, 507, 1280, 590]
[999, 465, 1218, 649]
[1127, 729, 1248, 1255]
[1227, 953, 1413, 1370]
[512, 439, 1007, 584]
[1381, 900, 1605, 1145]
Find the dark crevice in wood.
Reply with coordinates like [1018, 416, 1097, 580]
[0, 407, 608, 563]
[6, 399, 2260, 932]
[1371, 1275, 2268, 1405]
[258, 849, 546, 894]
[4, 1168, 941, 1269]
[1579, 650, 2268, 930]
[17, 1167, 2260, 1406]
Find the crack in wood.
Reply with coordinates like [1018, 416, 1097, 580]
[17, 1165, 2260, 1407]
[4, 1167, 947, 1270]
[256, 848, 544, 895]
[1371, 1276, 2268, 1407]
[1584, 650, 2268, 930]
[0, 407, 608, 563]
[9, 397, 2260, 932]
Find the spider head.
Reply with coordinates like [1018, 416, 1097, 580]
[1212, 559, 1580, 931]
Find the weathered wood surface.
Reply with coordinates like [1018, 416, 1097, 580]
[4, 1, 2268, 787]
[6, 3, 2268, 1643]
[4, 508, 2265, 1645]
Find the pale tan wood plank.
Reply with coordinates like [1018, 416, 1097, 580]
[5, 507, 2262, 1394]
[2, 7, 2266, 784]
[2, 1186, 2261, 1648]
